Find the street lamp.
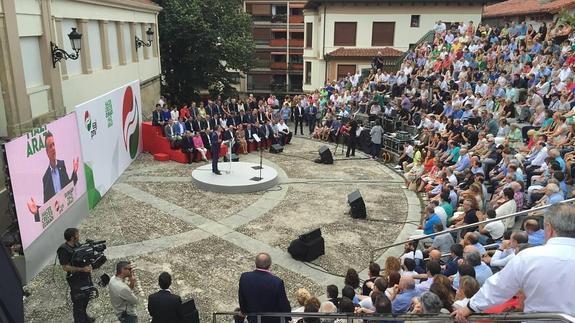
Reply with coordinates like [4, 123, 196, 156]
[51, 28, 82, 68]
[135, 27, 154, 50]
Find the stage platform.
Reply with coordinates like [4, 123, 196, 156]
[191, 161, 279, 193]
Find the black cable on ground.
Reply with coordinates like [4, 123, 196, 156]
[302, 261, 346, 278]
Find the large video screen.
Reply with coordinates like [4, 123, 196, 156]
[5, 113, 87, 249]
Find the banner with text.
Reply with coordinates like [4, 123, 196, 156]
[5, 114, 87, 249]
[75, 80, 142, 209]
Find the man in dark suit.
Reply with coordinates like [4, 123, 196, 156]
[308, 104, 318, 135]
[223, 126, 240, 153]
[28, 132, 79, 220]
[212, 114, 222, 130]
[180, 131, 196, 164]
[152, 104, 163, 126]
[238, 253, 291, 323]
[293, 103, 305, 135]
[200, 116, 209, 131]
[210, 127, 222, 175]
[148, 272, 184, 323]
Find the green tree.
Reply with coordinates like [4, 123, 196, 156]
[154, 0, 254, 103]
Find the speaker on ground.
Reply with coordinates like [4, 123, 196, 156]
[223, 153, 240, 162]
[287, 228, 325, 261]
[269, 144, 284, 154]
[348, 190, 367, 219]
[314, 146, 333, 164]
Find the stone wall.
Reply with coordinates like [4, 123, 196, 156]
[140, 75, 161, 121]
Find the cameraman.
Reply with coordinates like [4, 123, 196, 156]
[57, 228, 94, 323]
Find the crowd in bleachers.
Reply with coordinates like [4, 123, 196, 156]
[145, 17, 575, 322]
[232, 19, 575, 323]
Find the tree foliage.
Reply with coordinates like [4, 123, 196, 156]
[154, 0, 255, 103]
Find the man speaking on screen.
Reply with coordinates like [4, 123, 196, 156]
[27, 131, 79, 219]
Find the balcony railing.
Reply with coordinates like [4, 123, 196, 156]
[289, 39, 304, 47]
[253, 60, 270, 68]
[252, 15, 271, 22]
[288, 15, 304, 23]
[269, 38, 287, 47]
[289, 62, 303, 70]
[271, 14, 287, 23]
[270, 62, 288, 69]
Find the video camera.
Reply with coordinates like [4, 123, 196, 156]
[71, 239, 107, 269]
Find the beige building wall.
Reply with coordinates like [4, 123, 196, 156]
[303, 2, 483, 91]
[0, 0, 161, 138]
[0, 0, 161, 235]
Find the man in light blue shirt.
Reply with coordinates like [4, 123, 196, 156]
[525, 219, 545, 246]
[390, 275, 421, 313]
[453, 250, 493, 290]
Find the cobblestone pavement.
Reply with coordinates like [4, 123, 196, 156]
[24, 136, 420, 323]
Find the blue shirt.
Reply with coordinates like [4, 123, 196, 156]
[423, 214, 441, 235]
[455, 154, 471, 172]
[452, 109, 464, 120]
[50, 165, 62, 194]
[549, 192, 564, 204]
[392, 288, 421, 314]
[555, 157, 566, 172]
[453, 263, 493, 288]
[449, 190, 458, 210]
[528, 229, 545, 246]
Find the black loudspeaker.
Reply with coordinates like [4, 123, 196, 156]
[317, 146, 333, 164]
[270, 144, 284, 154]
[224, 153, 240, 162]
[182, 298, 200, 323]
[287, 228, 325, 261]
[348, 190, 367, 219]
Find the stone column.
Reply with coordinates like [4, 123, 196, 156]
[0, 0, 33, 137]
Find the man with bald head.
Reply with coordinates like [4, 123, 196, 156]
[428, 249, 442, 262]
[387, 275, 421, 314]
[238, 253, 291, 323]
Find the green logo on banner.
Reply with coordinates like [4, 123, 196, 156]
[25, 125, 48, 157]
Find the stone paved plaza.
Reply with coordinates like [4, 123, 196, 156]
[23, 136, 421, 323]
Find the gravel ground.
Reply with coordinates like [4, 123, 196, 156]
[23, 135, 411, 323]
[24, 237, 323, 323]
[79, 189, 196, 247]
[236, 183, 407, 275]
[129, 181, 264, 221]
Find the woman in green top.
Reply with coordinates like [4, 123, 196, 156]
[506, 123, 523, 149]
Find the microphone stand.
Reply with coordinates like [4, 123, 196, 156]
[251, 136, 263, 181]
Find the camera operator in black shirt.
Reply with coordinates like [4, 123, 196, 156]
[57, 228, 94, 323]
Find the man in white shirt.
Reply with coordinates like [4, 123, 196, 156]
[453, 204, 575, 321]
[109, 261, 139, 323]
[478, 210, 505, 245]
[276, 119, 292, 145]
[488, 231, 528, 269]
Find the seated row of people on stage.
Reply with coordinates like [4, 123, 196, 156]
[157, 117, 292, 162]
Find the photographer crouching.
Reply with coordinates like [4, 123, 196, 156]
[57, 228, 107, 323]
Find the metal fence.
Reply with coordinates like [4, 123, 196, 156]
[212, 311, 575, 323]
[369, 197, 575, 262]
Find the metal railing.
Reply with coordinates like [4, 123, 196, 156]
[393, 29, 435, 71]
[369, 197, 575, 262]
[212, 311, 575, 323]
